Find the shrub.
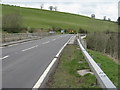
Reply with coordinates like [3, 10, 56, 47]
[86, 32, 118, 60]
[78, 28, 87, 34]
[2, 13, 22, 33]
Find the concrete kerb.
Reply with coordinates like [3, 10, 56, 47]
[1, 34, 59, 47]
[1, 37, 42, 47]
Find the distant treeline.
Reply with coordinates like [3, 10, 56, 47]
[86, 32, 118, 62]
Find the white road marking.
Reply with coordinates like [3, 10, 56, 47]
[81, 35, 86, 39]
[52, 39, 56, 41]
[8, 44, 19, 47]
[32, 58, 57, 89]
[22, 45, 38, 52]
[32, 36, 74, 89]
[0, 47, 4, 48]
[42, 41, 50, 44]
[20, 41, 33, 44]
[0, 55, 9, 60]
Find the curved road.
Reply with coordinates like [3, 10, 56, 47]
[2, 34, 73, 88]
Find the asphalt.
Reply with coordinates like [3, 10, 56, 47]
[2, 34, 73, 88]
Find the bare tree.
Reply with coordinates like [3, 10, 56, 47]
[108, 18, 111, 21]
[91, 14, 95, 18]
[104, 16, 106, 20]
[49, 6, 53, 11]
[40, 4, 44, 9]
[54, 6, 57, 11]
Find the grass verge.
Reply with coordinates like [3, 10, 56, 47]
[88, 49, 119, 88]
[47, 45, 99, 88]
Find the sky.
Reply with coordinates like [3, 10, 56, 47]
[1, 0, 119, 21]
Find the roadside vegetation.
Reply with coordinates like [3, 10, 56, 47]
[86, 32, 119, 88]
[86, 32, 119, 63]
[2, 13, 22, 33]
[47, 44, 119, 88]
[47, 45, 99, 88]
[88, 49, 119, 88]
[2, 4, 118, 33]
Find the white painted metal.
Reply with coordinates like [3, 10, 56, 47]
[77, 38, 117, 89]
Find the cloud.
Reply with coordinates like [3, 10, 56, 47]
[2, 0, 119, 3]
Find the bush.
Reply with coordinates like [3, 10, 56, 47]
[51, 26, 62, 32]
[78, 28, 87, 34]
[2, 13, 22, 33]
[86, 32, 118, 60]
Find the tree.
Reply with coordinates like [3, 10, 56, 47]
[40, 4, 44, 9]
[108, 18, 111, 21]
[91, 14, 95, 18]
[118, 17, 120, 25]
[49, 6, 53, 11]
[104, 16, 106, 20]
[54, 6, 57, 11]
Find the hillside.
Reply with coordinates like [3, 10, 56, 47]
[2, 4, 118, 32]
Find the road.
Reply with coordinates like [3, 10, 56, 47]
[2, 34, 73, 88]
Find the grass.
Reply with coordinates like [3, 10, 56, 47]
[48, 45, 99, 88]
[88, 49, 119, 88]
[2, 4, 118, 32]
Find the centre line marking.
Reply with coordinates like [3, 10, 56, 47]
[22, 45, 38, 52]
[42, 41, 50, 44]
[0, 55, 9, 60]
[52, 39, 56, 41]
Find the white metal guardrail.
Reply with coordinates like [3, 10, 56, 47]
[77, 37, 117, 89]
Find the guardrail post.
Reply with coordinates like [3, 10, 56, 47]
[96, 63, 101, 86]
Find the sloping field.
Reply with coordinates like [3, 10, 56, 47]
[2, 4, 118, 32]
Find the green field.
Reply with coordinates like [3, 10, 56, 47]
[2, 4, 118, 32]
[88, 49, 119, 87]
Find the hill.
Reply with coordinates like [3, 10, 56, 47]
[2, 4, 118, 32]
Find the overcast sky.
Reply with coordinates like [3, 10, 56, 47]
[2, 0, 119, 21]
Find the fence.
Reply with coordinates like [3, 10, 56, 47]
[77, 34, 117, 89]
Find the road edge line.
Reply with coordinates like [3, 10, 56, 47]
[32, 35, 74, 89]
